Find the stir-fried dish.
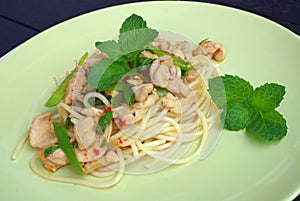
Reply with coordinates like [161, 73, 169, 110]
[13, 14, 227, 188]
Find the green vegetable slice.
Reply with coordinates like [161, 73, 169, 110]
[53, 122, 84, 174]
[44, 69, 75, 107]
[147, 46, 194, 72]
[78, 52, 88, 66]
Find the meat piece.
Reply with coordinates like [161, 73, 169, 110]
[150, 56, 190, 97]
[64, 67, 89, 105]
[46, 148, 69, 166]
[141, 50, 157, 59]
[150, 55, 177, 88]
[29, 112, 57, 149]
[113, 94, 159, 126]
[132, 83, 153, 102]
[192, 40, 226, 62]
[152, 35, 192, 61]
[75, 135, 107, 163]
[74, 117, 96, 150]
[38, 148, 68, 172]
[83, 50, 107, 68]
[134, 94, 159, 109]
[162, 92, 197, 114]
[126, 75, 144, 86]
[77, 107, 104, 119]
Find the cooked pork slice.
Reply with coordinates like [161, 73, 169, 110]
[74, 117, 96, 150]
[64, 67, 88, 105]
[29, 112, 57, 149]
[75, 135, 107, 163]
[38, 148, 68, 172]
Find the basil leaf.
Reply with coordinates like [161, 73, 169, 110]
[53, 122, 84, 174]
[44, 69, 75, 107]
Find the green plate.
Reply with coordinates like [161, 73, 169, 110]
[0, 1, 299, 200]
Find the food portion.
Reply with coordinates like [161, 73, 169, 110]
[18, 14, 226, 187]
[14, 13, 287, 188]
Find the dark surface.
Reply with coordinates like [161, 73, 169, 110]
[0, 0, 299, 200]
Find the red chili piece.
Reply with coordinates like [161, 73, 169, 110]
[93, 148, 100, 156]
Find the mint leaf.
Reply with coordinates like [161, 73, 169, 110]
[87, 59, 131, 90]
[222, 101, 252, 131]
[119, 14, 147, 33]
[246, 110, 287, 140]
[208, 74, 287, 141]
[250, 83, 285, 112]
[209, 75, 253, 108]
[95, 40, 123, 59]
[119, 29, 158, 53]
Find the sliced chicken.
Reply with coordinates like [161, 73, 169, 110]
[74, 117, 96, 150]
[29, 112, 57, 149]
[126, 75, 144, 86]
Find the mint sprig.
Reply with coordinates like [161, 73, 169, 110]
[87, 14, 158, 102]
[208, 74, 287, 141]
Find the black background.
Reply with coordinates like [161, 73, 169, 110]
[0, 0, 299, 200]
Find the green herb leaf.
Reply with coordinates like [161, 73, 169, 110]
[123, 84, 135, 106]
[208, 74, 287, 141]
[119, 29, 158, 54]
[78, 52, 88, 66]
[250, 83, 286, 112]
[44, 145, 60, 157]
[208, 75, 253, 108]
[87, 59, 131, 90]
[221, 101, 252, 131]
[53, 122, 84, 174]
[119, 13, 147, 33]
[95, 40, 123, 60]
[97, 111, 113, 134]
[246, 110, 287, 140]
[44, 69, 76, 107]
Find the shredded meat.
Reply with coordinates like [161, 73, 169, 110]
[126, 75, 144, 86]
[29, 112, 57, 149]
